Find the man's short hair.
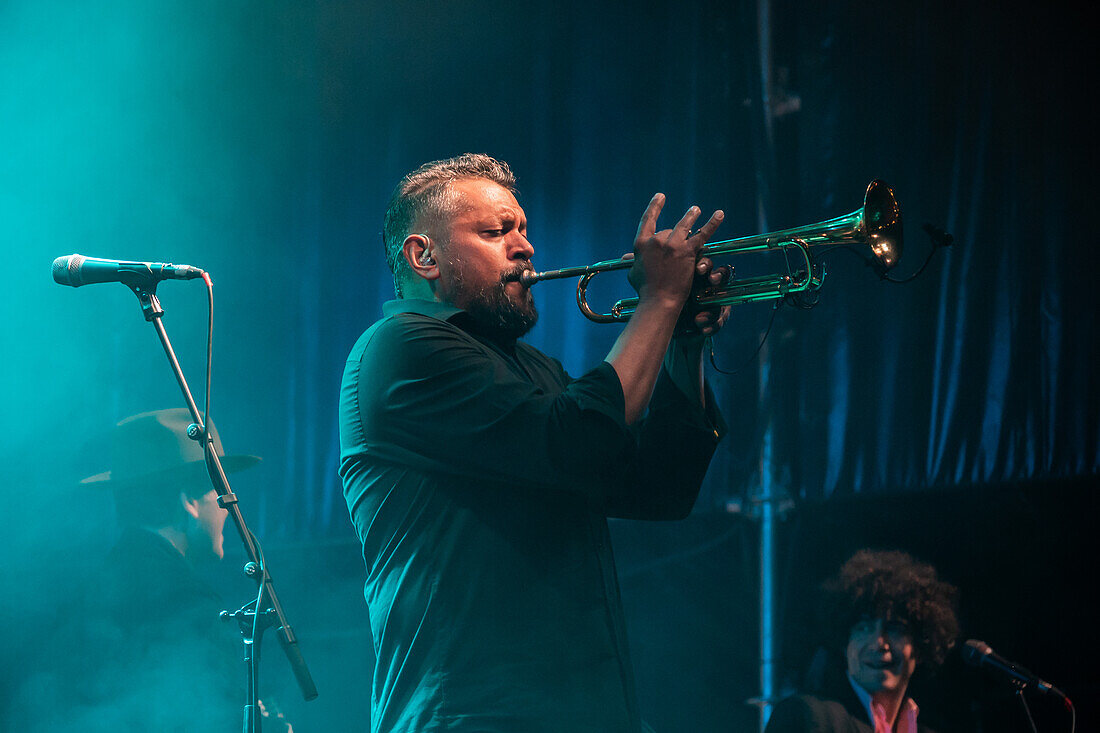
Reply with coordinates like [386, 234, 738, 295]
[382, 153, 517, 297]
[823, 549, 959, 667]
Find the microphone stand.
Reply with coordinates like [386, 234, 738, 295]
[128, 281, 318, 732]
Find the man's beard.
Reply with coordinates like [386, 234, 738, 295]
[451, 263, 538, 341]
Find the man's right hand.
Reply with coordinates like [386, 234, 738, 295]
[627, 193, 724, 309]
[605, 194, 724, 423]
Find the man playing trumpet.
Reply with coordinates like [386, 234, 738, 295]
[339, 153, 731, 732]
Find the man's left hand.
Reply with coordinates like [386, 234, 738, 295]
[683, 257, 732, 340]
[663, 257, 732, 406]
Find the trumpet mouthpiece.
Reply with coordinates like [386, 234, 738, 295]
[519, 270, 540, 287]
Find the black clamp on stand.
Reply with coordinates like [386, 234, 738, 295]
[128, 281, 318, 732]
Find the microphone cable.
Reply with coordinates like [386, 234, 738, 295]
[198, 272, 263, 569]
[203, 272, 214, 478]
[882, 222, 955, 284]
[707, 299, 780, 376]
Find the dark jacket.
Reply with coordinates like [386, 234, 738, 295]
[765, 681, 938, 733]
[73, 528, 241, 732]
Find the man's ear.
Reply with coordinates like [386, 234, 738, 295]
[402, 234, 440, 281]
[180, 491, 201, 519]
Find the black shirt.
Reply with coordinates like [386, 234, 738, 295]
[339, 298, 725, 733]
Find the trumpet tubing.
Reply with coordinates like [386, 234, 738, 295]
[524, 180, 903, 323]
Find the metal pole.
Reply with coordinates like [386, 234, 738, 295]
[757, 423, 777, 732]
[739, 333, 787, 731]
[753, 3, 782, 727]
[756, 334, 776, 732]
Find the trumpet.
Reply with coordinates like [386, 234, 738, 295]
[519, 179, 903, 323]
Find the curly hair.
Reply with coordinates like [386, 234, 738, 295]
[382, 153, 517, 297]
[823, 549, 959, 667]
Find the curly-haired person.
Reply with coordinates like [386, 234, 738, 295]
[765, 549, 959, 733]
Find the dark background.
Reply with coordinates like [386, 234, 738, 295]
[2, 0, 1096, 730]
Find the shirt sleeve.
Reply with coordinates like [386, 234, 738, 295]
[603, 364, 727, 520]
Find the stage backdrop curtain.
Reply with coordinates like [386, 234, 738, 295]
[701, 0, 1099, 507]
[3, 0, 1094, 544]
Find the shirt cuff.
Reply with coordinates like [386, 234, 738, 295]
[570, 361, 629, 429]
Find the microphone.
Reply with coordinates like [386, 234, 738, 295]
[52, 254, 205, 288]
[961, 639, 1066, 698]
[921, 222, 955, 248]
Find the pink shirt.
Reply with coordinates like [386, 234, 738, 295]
[847, 673, 920, 733]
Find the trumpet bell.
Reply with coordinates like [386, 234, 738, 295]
[862, 179, 903, 273]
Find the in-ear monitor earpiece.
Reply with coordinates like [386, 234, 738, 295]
[417, 234, 435, 265]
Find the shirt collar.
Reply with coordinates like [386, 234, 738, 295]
[846, 673, 920, 731]
[382, 298, 521, 351]
[382, 298, 465, 322]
